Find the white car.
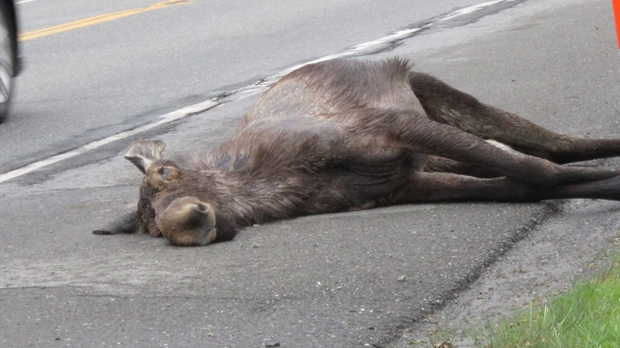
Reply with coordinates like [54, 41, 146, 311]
[0, 0, 21, 123]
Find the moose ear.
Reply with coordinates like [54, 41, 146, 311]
[124, 140, 166, 174]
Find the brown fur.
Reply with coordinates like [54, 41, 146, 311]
[93, 58, 620, 246]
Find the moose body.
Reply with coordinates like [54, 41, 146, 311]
[96, 58, 620, 246]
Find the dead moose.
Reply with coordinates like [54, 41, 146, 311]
[95, 58, 620, 246]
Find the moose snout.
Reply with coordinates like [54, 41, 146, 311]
[193, 202, 208, 214]
[156, 197, 218, 247]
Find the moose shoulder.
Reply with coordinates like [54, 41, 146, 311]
[93, 58, 620, 246]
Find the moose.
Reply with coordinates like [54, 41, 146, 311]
[94, 58, 620, 246]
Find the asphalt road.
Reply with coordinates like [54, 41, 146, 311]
[1, 0, 619, 347]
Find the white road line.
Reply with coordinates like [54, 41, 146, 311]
[439, 0, 506, 22]
[0, 0, 511, 183]
[0, 100, 218, 183]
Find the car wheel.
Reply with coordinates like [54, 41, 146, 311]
[0, 0, 16, 124]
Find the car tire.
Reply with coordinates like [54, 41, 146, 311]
[0, 0, 17, 124]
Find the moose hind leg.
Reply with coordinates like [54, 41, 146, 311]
[354, 109, 619, 186]
[424, 155, 502, 178]
[408, 72, 620, 163]
[388, 172, 620, 203]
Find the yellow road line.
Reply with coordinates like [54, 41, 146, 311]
[19, 0, 194, 41]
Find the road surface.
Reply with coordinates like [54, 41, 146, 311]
[1, 0, 618, 347]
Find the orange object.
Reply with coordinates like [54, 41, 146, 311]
[614, 0, 620, 48]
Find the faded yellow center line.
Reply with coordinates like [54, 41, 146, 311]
[19, 0, 194, 41]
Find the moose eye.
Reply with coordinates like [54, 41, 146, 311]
[159, 167, 170, 179]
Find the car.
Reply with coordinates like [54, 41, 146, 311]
[0, 0, 21, 123]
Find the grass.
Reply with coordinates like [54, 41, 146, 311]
[469, 249, 620, 348]
[407, 248, 620, 348]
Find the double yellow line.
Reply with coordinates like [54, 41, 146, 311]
[19, 0, 194, 41]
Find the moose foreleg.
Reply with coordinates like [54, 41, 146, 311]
[92, 212, 140, 235]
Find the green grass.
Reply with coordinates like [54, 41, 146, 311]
[470, 250, 620, 348]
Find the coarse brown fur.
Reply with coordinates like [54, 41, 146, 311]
[94, 58, 620, 246]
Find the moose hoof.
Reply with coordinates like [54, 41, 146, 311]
[156, 197, 217, 246]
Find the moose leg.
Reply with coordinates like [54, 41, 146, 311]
[387, 172, 620, 203]
[351, 110, 618, 187]
[92, 212, 140, 235]
[415, 120, 620, 186]
[424, 155, 502, 178]
[409, 72, 620, 163]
